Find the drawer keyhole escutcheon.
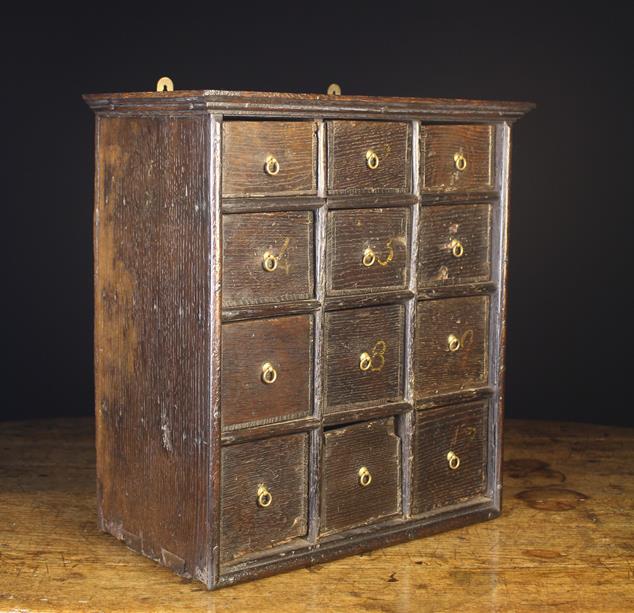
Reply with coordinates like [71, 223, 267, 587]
[155, 76, 174, 92]
[454, 152, 467, 171]
[358, 466, 372, 487]
[257, 484, 273, 508]
[362, 241, 394, 268]
[264, 155, 280, 176]
[447, 334, 461, 352]
[262, 251, 278, 272]
[450, 239, 464, 258]
[327, 82, 342, 95]
[447, 451, 460, 470]
[366, 149, 380, 170]
[359, 340, 387, 372]
[261, 362, 278, 384]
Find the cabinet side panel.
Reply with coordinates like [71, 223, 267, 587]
[94, 114, 212, 580]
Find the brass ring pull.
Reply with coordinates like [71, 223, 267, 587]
[447, 451, 460, 470]
[362, 248, 376, 267]
[358, 466, 372, 487]
[261, 362, 277, 384]
[264, 155, 280, 176]
[454, 152, 467, 171]
[262, 251, 278, 272]
[450, 239, 464, 258]
[257, 484, 273, 508]
[447, 334, 461, 352]
[359, 352, 372, 372]
[366, 149, 380, 170]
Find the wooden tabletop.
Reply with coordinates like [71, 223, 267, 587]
[1, 418, 632, 612]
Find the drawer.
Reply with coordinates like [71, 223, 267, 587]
[411, 402, 489, 514]
[321, 417, 401, 534]
[221, 314, 312, 429]
[327, 207, 410, 295]
[220, 433, 309, 564]
[414, 296, 489, 398]
[222, 211, 315, 308]
[418, 204, 492, 287]
[324, 304, 405, 412]
[421, 125, 494, 192]
[327, 121, 410, 193]
[222, 121, 317, 197]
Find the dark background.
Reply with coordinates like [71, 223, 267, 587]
[1, 6, 631, 425]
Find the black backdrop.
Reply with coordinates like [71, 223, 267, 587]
[1, 6, 631, 426]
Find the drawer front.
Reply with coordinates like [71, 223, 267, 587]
[418, 204, 492, 287]
[412, 402, 488, 514]
[421, 125, 494, 192]
[220, 433, 309, 564]
[221, 314, 312, 429]
[328, 121, 410, 193]
[222, 211, 315, 308]
[321, 417, 401, 534]
[327, 207, 410, 295]
[325, 304, 405, 411]
[415, 296, 489, 398]
[222, 121, 317, 197]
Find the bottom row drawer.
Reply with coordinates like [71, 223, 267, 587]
[220, 402, 489, 564]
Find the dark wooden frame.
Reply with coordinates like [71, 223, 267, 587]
[84, 89, 533, 589]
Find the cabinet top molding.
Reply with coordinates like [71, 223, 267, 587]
[83, 89, 535, 121]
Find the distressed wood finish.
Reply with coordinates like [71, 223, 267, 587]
[321, 418, 401, 534]
[415, 295, 490, 399]
[412, 402, 489, 515]
[327, 121, 410, 193]
[93, 115, 212, 581]
[324, 304, 405, 411]
[84, 88, 533, 589]
[419, 203, 492, 287]
[222, 121, 317, 197]
[221, 314, 313, 429]
[222, 211, 315, 307]
[421, 125, 494, 192]
[220, 433, 309, 564]
[326, 207, 410, 295]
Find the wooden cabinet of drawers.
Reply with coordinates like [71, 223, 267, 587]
[85, 86, 533, 589]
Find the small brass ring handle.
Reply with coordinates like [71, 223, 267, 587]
[448, 334, 461, 353]
[257, 485, 273, 508]
[454, 152, 467, 171]
[262, 251, 278, 272]
[447, 451, 460, 470]
[362, 248, 376, 267]
[450, 239, 465, 258]
[359, 352, 372, 372]
[261, 362, 277, 384]
[327, 83, 342, 95]
[366, 149, 380, 170]
[156, 76, 174, 92]
[358, 466, 372, 487]
[264, 155, 280, 176]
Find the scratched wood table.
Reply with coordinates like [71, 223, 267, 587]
[0, 418, 632, 613]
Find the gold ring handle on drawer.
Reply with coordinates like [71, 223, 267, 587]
[358, 466, 372, 487]
[447, 451, 461, 470]
[450, 239, 464, 258]
[261, 362, 278, 384]
[362, 248, 377, 267]
[359, 352, 373, 372]
[453, 152, 467, 171]
[257, 484, 273, 508]
[262, 251, 278, 272]
[264, 155, 280, 176]
[366, 149, 380, 170]
[447, 334, 461, 352]
[362, 241, 394, 268]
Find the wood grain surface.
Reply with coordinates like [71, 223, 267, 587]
[0, 418, 632, 611]
[222, 121, 317, 197]
[222, 211, 315, 307]
[321, 418, 401, 534]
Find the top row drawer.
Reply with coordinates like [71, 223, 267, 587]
[222, 121, 493, 197]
